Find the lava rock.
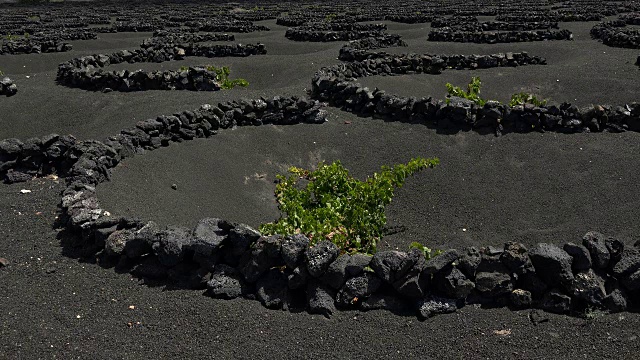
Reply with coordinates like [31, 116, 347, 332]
[611, 248, 640, 277]
[540, 290, 572, 314]
[563, 242, 592, 272]
[510, 289, 533, 309]
[434, 266, 475, 299]
[322, 254, 351, 289]
[281, 234, 310, 269]
[603, 283, 629, 312]
[423, 249, 460, 275]
[361, 294, 411, 313]
[392, 249, 427, 298]
[127, 221, 159, 258]
[223, 223, 260, 266]
[152, 226, 193, 267]
[206, 264, 252, 299]
[582, 231, 611, 269]
[345, 253, 372, 276]
[238, 235, 283, 283]
[307, 281, 336, 318]
[475, 271, 513, 296]
[105, 229, 135, 256]
[131, 256, 168, 280]
[256, 269, 288, 309]
[4, 171, 32, 184]
[288, 266, 310, 290]
[500, 242, 534, 275]
[568, 269, 606, 306]
[305, 241, 339, 278]
[457, 246, 481, 278]
[606, 237, 625, 265]
[622, 268, 640, 291]
[520, 272, 549, 296]
[191, 218, 228, 255]
[335, 272, 383, 308]
[372, 249, 423, 284]
[528, 243, 574, 288]
[417, 295, 457, 319]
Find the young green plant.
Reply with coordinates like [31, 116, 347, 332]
[206, 65, 249, 89]
[445, 76, 488, 106]
[260, 157, 440, 255]
[509, 92, 548, 107]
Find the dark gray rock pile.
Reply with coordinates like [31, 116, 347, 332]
[311, 56, 640, 135]
[56, 44, 266, 92]
[0, 97, 327, 184]
[338, 34, 408, 61]
[428, 28, 573, 43]
[285, 23, 390, 42]
[591, 20, 640, 49]
[1, 38, 72, 55]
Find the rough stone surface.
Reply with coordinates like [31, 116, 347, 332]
[238, 235, 283, 283]
[206, 264, 251, 299]
[152, 226, 193, 267]
[360, 294, 410, 313]
[105, 229, 135, 256]
[583, 231, 611, 269]
[287, 266, 309, 290]
[423, 249, 460, 275]
[323, 254, 351, 289]
[510, 289, 532, 309]
[335, 272, 383, 307]
[563, 242, 592, 272]
[434, 266, 475, 299]
[500, 242, 534, 275]
[622, 268, 640, 291]
[540, 290, 572, 314]
[191, 218, 228, 255]
[457, 246, 481, 278]
[256, 269, 288, 309]
[223, 224, 260, 266]
[307, 281, 336, 318]
[345, 253, 372, 276]
[568, 269, 606, 306]
[528, 243, 574, 288]
[418, 296, 457, 319]
[281, 234, 310, 269]
[612, 248, 640, 277]
[604, 284, 629, 312]
[305, 240, 339, 278]
[475, 271, 513, 296]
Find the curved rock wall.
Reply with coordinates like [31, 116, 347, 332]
[428, 28, 573, 43]
[56, 44, 266, 92]
[310, 49, 639, 136]
[1, 38, 72, 55]
[590, 20, 640, 49]
[0, 97, 327, 183]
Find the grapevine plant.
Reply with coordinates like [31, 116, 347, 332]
[260, 157, 439, 255]
[446, 76, 548, 107]
[179, 65, 249, 89]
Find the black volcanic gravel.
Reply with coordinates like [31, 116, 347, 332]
[2, 10, 640, 360]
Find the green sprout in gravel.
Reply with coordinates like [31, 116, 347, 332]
[447, 77, 549, 108]
[179, 65, 249, 89]
[409, 241, 444, 261]
[260, 157, 439, 255]
[509, 92, 548, 107]
[445, 76, 488, 106]
[205, 65, 249, 89]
